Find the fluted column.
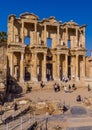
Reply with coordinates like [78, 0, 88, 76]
[31, 53, 37, 82]
[83, 55, 85, 77]
[20, 52, 24, 82]
[57, 54, 60, 80]
[10, 52, 14, 76]
[76, 54, 79, 80]
[22, 20, 24, 44]
[66, 27, 68, 46]
[34, 23, 37, 44]
[83, 28, 86, 48]
[44, 24, 46, 45]
[53, 54, 57, 80]
[11, 17, 14, 42]
[42, 53, 47, 81]
[57, 25, 59, 45]
[76, 28, 78, 47]
[65, 54, 68, 77]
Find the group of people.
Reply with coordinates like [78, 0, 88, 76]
[53, 83, 60, 92]
[64, 84, 77, 93]
[62, 76, 69, 83]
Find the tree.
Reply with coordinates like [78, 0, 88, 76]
[0, 32, 7, 43]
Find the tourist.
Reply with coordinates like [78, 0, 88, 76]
[40, 81, 45, 88]
[88, 84, 91, 91]
[76, 95, 82, 102]
[64, 85, 67, 92]
[26, 83, 32, 93]
[72, 84, 77, 90]
[14, 102, 18, 111]
[72, 74, 75, 80]
[62, 76, 65, 82]
[54, 83, 60, 92]
[68, 84, 71, 92]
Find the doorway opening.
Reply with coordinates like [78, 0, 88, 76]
[46, 63, 52, 81]
[25, 67, 30, 81]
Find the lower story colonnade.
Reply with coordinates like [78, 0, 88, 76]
[7, 50, 86, 82]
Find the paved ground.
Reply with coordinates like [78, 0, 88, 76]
[0, 80, 92, 130]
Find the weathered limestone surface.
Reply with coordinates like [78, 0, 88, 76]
[7, 12, 89, 82]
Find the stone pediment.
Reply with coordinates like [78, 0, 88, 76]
[20, 12, 39, 20]
[48, 16, 58, 23]
[41, 16, 59, 24]
[63, 20, 78, 26]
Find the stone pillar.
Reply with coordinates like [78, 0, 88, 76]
[20, 52, 24, 82]
[76, 55, 79, 80]
[34, 23, 37, 44]
[76, 28, 78, 47]
[10, 52, 14, 76]
[42, 53, 47, 81]
[11, 17, 14, 42]
[83, 55, 85, 77]
[57, 25, 59, 45]
[44, 24, 46, 45]
[31, 53, 37, 82]
[65, 54, 68, 77]
[65, 27, 68, 46]
[57, 54, 60, 81]
[53, 54, 57, 80]
[22, 21, 24, 44]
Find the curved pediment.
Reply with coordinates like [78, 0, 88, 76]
[20, 12, 39, 20]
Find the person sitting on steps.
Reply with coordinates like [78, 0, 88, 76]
[40, 81, 45, 88]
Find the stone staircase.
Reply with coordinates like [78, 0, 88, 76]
[17, 79, 88, 94]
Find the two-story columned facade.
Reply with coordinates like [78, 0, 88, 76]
[7, 12, 86, 82]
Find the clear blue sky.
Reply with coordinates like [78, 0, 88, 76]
[0, 0, 92, 55]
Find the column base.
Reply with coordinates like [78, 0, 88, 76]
[76, 76, 79, 81]
[53, 77, 61, 81]
[19, 78, 24, 83]
[42, 78, 47, 82]
[31, 77, 38, 82]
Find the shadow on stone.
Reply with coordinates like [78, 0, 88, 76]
[70, 106, 87, 115]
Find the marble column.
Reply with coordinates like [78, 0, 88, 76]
[76, 28, 78, 47]
[31, 53, 37, 82]
[66, 27, 68, 46]
[20, 52, 24, 82]
[34, 23, 37, 44]
[83, 55, 85, 77]
[22, 21, 24, 44]
[53, 54, 57, 80]
[57, 54, 60, 80]
[57, 25, 59, 45]
[83, 28, 86, 48]
[11, 17, 14, 42]
[42, 53, 47, 81]
[65, 54, 68, 77]
[44, 24, 46, 45]
[76, 54, 79, 80]
[10, 52, 14, 76]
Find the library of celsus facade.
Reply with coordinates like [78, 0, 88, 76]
[7, 12, 87, 82]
